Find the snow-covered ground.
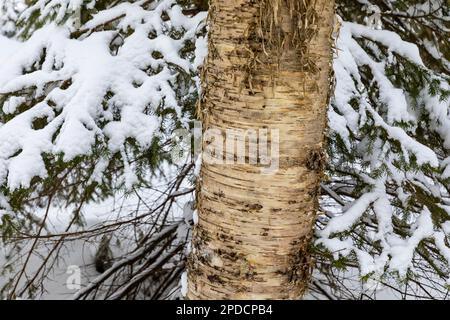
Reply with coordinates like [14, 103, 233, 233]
[0, 194, 135, 299]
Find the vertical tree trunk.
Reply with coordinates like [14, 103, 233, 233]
[188, 0, 335, 299]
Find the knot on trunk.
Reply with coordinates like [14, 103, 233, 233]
[306, 148, 326, 172]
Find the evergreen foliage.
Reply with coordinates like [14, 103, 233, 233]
[1, 0, 450, 299]
[316, 0, 450, 298]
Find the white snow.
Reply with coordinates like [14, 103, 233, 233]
[0, 0, 205, 192]
[321, 14, 450, 281]
[180, 271, 188, 297]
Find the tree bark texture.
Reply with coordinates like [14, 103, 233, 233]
[187, 0, 335, 300]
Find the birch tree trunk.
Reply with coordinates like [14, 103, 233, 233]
[187, 0, 335, 300]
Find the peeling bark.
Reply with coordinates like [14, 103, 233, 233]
[188, 0, 335, 300]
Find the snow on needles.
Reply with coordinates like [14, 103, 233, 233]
[0, 0, 206, 192]
[320, 19, 450, 281]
